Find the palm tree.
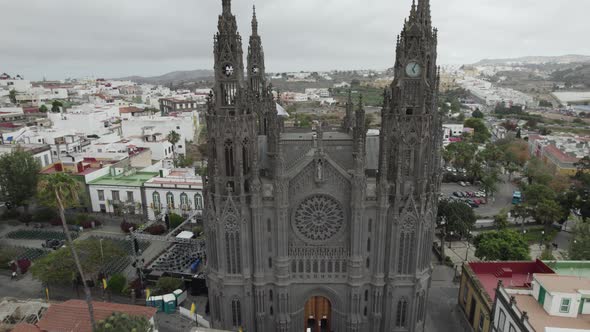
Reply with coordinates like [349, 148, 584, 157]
[167, 130, 181, 166]
[38, 173, 97, 331]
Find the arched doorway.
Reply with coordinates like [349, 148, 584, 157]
[304, 296, 331, 332]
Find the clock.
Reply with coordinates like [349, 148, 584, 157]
[252, 66, 260, 74]
[223, 64, 234, 77]
[405, 62, 421, 78]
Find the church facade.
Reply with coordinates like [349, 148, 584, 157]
[203, 0, 443, 331]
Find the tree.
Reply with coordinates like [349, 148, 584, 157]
[51, 100, 63, 113]
[494, 209, 509, 230]
[97, 312, 152, 332]
[575, 156, 590, 176]
[437, 200, 476, 239]
[472, 109, 484, 119]
[569, 222, 590, 260]
[37, 173, 98, 331]
[166, 131, 181, 165]
[481, 168, 501, 199]
[155, 277, 183, 295]
[535, 199, 562, 235]
[168, 213, 184, 229]
[511, 204, 531, 234]
[39, 105, 48, 113]
[474, 229, 530, 261]
[0, 148, 41, 213]
[464, 118, 491, 143]
[31, 238, 124, 284]
[8, 89, 17, 104]
[524, 158, 553, 185]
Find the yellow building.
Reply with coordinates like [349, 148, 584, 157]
[459, 261, 555, 332]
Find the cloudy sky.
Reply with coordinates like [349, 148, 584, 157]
[2, 0, 589, 80]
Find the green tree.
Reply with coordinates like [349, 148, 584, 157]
[472, 109, 484, 119]
[107, 274, 127, 295]
[569, 222, 590, 260]
[51, 100, 63, 113]
[535, 199, 563, 236]
[168, 213, 184, 229]
[511, 204, 531, 234]
[437, 200, 476, 239]
[8, 89, 17, 104]
[494, 209, 509, 230]
[575, 156, 590, 176]
[155, 277, 183, 295]
[39, 105, 48, 113]
[37, 173, 98, 330]
[97, 312, 152, 332]
[474, 229, 530, 261]
[480, 168, 501, 199]
[0, 148, 41, 213]
[166, 131, 181, 165]
[524, 158, 553, 185]
[464, 118, 491, 143]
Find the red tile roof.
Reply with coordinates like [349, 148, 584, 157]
[12, 323, 41, 332]
[37, 300, 156, 332]
[544, 144, 580, 163]
[468, 260, 555, 303]
[119, 106, 144, 114]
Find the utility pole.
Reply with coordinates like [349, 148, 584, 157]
[129, 227, 145, 289]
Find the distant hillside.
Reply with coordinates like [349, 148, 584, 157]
[117, 69, 214, 85]
[474, 55, 590, 66]
[551, 63, 590, 87]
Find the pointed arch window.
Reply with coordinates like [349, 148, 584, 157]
[231, 298, 242, 327]
[194, 193, 203, 210]
[398, 221, 416, 275]
[417, 291, 426, 323]
[225, 228, 241, 274]
[395, 297, 409, 328]
[152, 192, 161, 211]
[224, 140, 235, 177]
[180, 193, 189, 210]
[166, 192, 175, 209]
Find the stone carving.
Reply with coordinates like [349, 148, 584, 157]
[293, 195, 344, 242]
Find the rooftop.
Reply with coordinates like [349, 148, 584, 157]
[535, 274, 590, 294]
[468, 260, 555, 303]
[89, 171, 158, 186]
[37, 300, 156, 332]
[544, 261, 590, 279]
[514, 294, 590, 331]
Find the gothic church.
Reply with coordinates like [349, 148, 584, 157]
[203, 0, 443, 331]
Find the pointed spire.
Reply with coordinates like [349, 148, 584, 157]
[409, 0, 417, 20]
[222, 0, 231, 14]
[251, 5, 258, 35]
[417, 0, 432, 27]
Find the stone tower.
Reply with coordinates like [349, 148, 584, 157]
[203, 0, 442, 331]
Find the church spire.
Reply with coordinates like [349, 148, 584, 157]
[222, 0, 231, 14]
[251, 5, 258, 36]
[417, 0, 432, 28]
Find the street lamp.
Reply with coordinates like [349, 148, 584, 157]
[465, 231, 472, 262]
[449, 231, 454, 249]
[540, 230, 545, 248]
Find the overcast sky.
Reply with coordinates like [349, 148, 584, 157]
[2, 0, 589, 80]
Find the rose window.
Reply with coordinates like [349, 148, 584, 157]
[293, 195, 344, 242]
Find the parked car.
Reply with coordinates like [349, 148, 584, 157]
[459, 181, 467, 187]
[42, 239, 65, 250]
[453, 192, 460, 197]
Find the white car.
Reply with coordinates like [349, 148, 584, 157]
[459, 181, 467, 187]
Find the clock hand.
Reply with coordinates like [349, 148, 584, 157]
[412, 64, 417, 73]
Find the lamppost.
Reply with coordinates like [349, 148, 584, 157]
[449, 231, 454, 249]
[440, 216, 447, 262]
[540, 230, 545, 249]
[465, 231, 472, 262]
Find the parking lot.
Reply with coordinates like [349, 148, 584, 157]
[441, 174, 517, 217]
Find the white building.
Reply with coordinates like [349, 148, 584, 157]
[492, 274, 590, 332]
[143, 168, 204, 220]
[0, 143, 53, 168]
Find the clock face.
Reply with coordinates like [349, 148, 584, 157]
[223, 64, 234, 77]
[252, 66, 260, 74]
[405, 62, 421, 78]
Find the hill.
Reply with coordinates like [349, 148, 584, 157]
[551, 63, 590, 87]
[117, 69, 214, 85]
[473, 55, 590, 66]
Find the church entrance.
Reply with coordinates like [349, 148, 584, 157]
[304, 296, 332, 332]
